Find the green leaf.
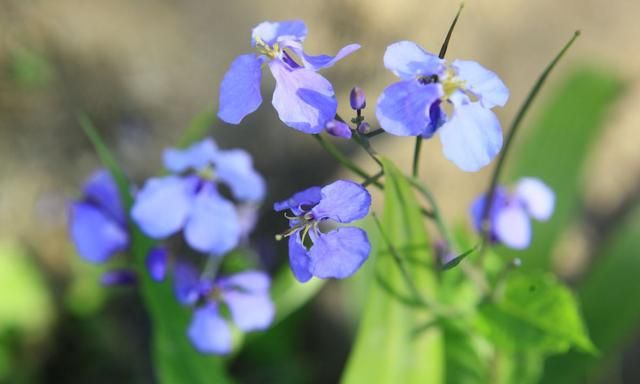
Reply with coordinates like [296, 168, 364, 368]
[505, 68, 624, 270]
[270, 266, 325, 324]
[541, 207, 640, 383]
[178, 108, 217, 148]
[442, 320, 488, 384]
[341, 157, 443, 384]
[80, 116, 232, 384]
[476, 271, 596, 356]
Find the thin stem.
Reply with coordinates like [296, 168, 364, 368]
[372, 213, 453, 316]
[364, 128, 384, 138]
[362, 171, 383, 187]
[438, 3, 465, 59]
[409, 177, 452, 246]
[479, 31, 581, 245]
[312, 134, 383, 189]
[412, 137, 423, 177]
[201, 254, 222, 280]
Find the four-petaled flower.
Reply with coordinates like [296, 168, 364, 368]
[376, 41, 509, 172]
[470, 177, 555, 249]
[218, 20, 360, 134]
[131, 138, 265, 256]
[174, 263, 275, 355]
[69, 169, 129, 263]
[274, 180, 371, 282]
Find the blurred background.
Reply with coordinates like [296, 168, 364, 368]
[0, 0, 639, 382]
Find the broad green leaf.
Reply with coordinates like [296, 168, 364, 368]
[505, 68, 624, 269]
[342, 157, 443, 384]
[476, 271, 595, 356]
[178, 107, 216, 148]
[80, 117, 232, 384]
[270, 267, 324, 324]
[541, 207, 640, 383]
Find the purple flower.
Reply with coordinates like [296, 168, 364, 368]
[274, 180, 371, 282]
[376, 41, 509, 172]
[470, 177, 555, 249]
[131, 138, 265, 256]
[350, 86, 367, 110]
[174, 263, 275, 355]
[325, 119, 352, 139]
[218, 20, 360, 134]
[69, 169, 129, 263]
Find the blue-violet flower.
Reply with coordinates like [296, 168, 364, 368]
[218, 20, 360, 133]
[376, 41, 509, 172]
[174, 263, 275, 355]
[470, 177, 555, 249]
[131, 138, 265, 256]
[274, 180, 371, 282]
[69, 169, 129, 263]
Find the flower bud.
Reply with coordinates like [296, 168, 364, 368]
[146, 247, 168, 282]
[350, 86, 366, 110]
[326, 120, 352, 139]
[101, 269, 137, 286]
[356, 121, 371, 135]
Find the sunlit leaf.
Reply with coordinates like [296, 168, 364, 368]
[342, 157, 443, 384]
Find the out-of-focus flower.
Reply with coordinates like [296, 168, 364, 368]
[218, 20, 360, 133]
[274, 180, 371, 282]
[376, 41, 509, 172]
[131, 139, 265, 256]
[470, 177, 555, 249]
[69, 169, 129, 263]
[100, 269, 137, 286]
[174, 263, 275, 355]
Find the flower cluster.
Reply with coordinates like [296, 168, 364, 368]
[470, 177, 555, 249]
[376, 41, 509, 172]
[274, 180, 371, 282]
[69, 138, 275, 355]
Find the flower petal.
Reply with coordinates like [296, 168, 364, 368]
[221, 270, 270, 293]
[269, 60, 337, 134]
[294, 43, 360, 71]
[452, 59, 509, 108]
[83, 169, 126, 224]
[495, 204, 532, 250]
[163, 139, 218, 173]
[376, 80, 443, 136]
[69, 202, 129, 263]
[131, 176, 195, 238]
[145, 247, 168, 282]
[469, 187, 509, 241]
[222, 291, 274, 332]
[274, 186, 322, 213]
[311, 180, 371, 223]
[308, 227, 370, 279]
[218, 54, 264, 124]
[188, 304, 233, 355]
[383, 41, 444, 80]
[184, 183, 240, 255]
[515, 177, 555, 221]
[439, 103, 503, 172]
[251, 20, 307, 46]
[214, 149, 266, 202]
[288, 235, 312, 283]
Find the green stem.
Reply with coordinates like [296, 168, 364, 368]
[409, 177, 452, 246]
[480, 31, 581, 244]
[312, 134, 383, 189]
[372, 213, 454, 317]
[412, 137, 423, 177]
